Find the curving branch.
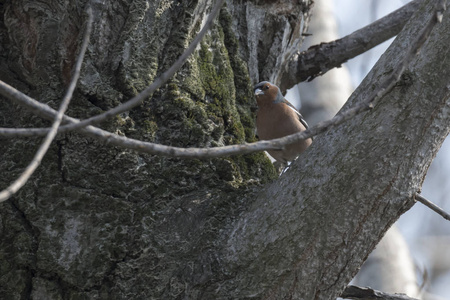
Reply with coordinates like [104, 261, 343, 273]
[0, 0, 445, 161]
[0, 0, 423, 139]
[0, 9, 93, 202]
[0, 0, 422, 137]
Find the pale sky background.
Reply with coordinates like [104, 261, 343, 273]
[332, 0, 450, 297]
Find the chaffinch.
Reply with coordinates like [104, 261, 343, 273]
[254, 81, 312, 163]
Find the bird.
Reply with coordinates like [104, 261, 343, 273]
[254, 81, 312, 163]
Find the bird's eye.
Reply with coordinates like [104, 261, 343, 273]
[265, 85, 269, 90]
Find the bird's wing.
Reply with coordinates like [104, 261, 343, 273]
[282, 99, 309, 129]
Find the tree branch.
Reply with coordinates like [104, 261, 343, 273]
[1, 0, 444, 161]
[0, 72, 406, 157]
[279, 0, 423, 92]
[0, 0, 417, 137]
[0, 8, 93, 202]
[415, 193, 450, 221]
[341, 285, 419, 300]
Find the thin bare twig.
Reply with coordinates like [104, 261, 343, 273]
[0, 0, 420, 137]
[0, 8, 94, 203]
[279, 0, 423, 92]
[0, 0, 446, 160]
[415, 193, 450, 221]
[0, 127, 52, 137]
[341, 285, 419, 300]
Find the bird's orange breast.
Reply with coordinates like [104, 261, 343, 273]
[256, 102, 311, 162]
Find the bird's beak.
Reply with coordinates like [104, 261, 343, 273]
[254, 88, 264, 96]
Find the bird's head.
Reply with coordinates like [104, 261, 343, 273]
[254, 81, 284, 105]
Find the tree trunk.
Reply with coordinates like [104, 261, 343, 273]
[0, 0, 308, 299]
[0, 0, 449, 300]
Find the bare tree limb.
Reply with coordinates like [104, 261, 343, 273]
[341, 285, 419, 300]
[0, 0, 419, 136]
[0, 9, 93, 203]
[0, 0, 446, 161]
[0, 127, 44, 137]
[279, 0, 423, 92]
[0, 70, 408, 157]
[415, 193, 450, 221]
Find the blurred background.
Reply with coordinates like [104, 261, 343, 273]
[286, 0, 450, 298]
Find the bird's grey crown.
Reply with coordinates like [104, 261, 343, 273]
[254, 81, 284, 103]
[254, 81, 270, 91]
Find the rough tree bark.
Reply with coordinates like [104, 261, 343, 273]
[0, 0, 309, 298]
[0, 1, 448, 300]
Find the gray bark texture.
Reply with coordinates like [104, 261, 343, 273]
[0, 0, 449, 300]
